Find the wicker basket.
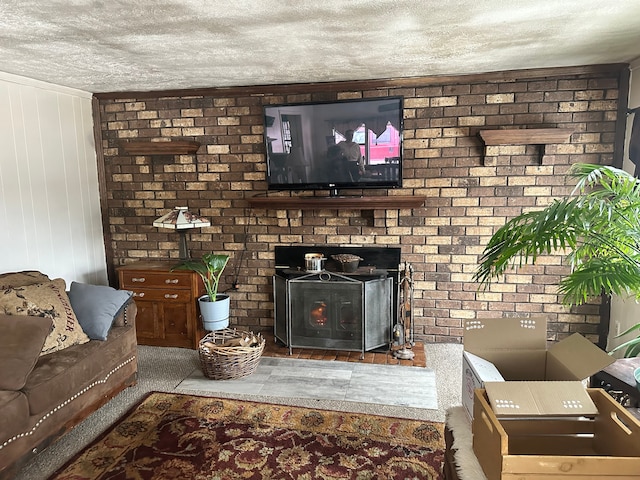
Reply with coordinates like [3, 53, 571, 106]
[198, 328, 265, 380]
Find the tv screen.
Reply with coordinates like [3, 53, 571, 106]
[264, 96, 403, 195]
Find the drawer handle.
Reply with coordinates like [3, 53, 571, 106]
[165, 279, 179, 284]
[131, 277, 146, 283]
[165, 294, 178, 299]
[133, 292, 145, 298]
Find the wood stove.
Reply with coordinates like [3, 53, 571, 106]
[273, 246, 401, 357]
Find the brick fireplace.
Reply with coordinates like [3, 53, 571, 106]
[273, 246, 401, 357]
[95, 64, 623, 345]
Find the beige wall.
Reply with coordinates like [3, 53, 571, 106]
[0, 72, 107, 286]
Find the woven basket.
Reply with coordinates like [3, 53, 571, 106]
[198, 328, 265, 380]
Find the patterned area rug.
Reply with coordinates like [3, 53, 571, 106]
[49, 392, 445, 479]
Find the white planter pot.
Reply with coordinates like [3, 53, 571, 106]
[198, 294, 230, 331]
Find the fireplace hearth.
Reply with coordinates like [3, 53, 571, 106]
[273, 246, 401, 357]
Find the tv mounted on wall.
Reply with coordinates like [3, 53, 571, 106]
[263, 96, 403, 196]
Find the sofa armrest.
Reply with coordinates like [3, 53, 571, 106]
[113, 299, 137, 328]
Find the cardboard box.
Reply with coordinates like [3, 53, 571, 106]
[484, 381, 598, 417]
[472, 388, 640, 480]
[462, 317, 615, 420]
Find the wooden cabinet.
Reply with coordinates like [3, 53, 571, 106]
[118, 261, 205, 349]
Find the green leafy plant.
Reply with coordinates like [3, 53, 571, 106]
[172, 253, 230, 302]
[612, 323, 640, 358]
[473, 163, 640, 356]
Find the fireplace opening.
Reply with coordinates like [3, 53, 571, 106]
[273, 246, 400, 358]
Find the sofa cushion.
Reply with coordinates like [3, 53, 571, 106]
[0, 314, 52, 390]
[0, 270, 50, 289]
[0, 279, 89, 355]
[23, 323, 136, 416]
[68, 282, 133, 340]
[0, 390, 29, 444]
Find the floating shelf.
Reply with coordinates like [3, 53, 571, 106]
[478, 128, 575, 145]
[121, 140, 201, 155]
[247, 195, 425, 210]
[478, 128, 575, 164]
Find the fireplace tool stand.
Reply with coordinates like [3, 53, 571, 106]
[393, 262, 415, 360]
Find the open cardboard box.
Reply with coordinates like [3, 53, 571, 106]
[472, 388, 640, 479]
[484, 381, 599, 417]
[462, 317, 615, 420]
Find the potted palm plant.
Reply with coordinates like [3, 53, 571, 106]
[473, 163, 640, 357]
[172, 253, 231, 331]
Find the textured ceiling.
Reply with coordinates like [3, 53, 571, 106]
[2, 0, 640, 94]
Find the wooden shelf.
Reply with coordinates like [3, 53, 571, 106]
[478, 127, 575, 164]
[247, 195, 425, 210]
[478, 128, 575, 145]
[122, 140, 200, 155]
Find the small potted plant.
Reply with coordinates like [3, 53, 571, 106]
[172, 253, 231, 331]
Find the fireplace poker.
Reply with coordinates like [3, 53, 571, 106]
[393, 262, 415, 360]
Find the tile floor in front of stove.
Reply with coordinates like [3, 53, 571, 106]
[178, 338, 437, 410]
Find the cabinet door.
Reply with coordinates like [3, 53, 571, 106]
[160, 300, 194, 348]
[133, 299, 161, 342]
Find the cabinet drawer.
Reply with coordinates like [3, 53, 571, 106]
[129, 289, 194, 302]
[120, 271, 193, 289]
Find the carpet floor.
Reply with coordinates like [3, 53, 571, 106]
[48, 392, 446, 480]
[15, 342, 463, 480]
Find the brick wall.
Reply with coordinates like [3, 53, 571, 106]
[96, 65, 626, 344]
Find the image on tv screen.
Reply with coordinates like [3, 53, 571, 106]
[264, 96, 403, 192]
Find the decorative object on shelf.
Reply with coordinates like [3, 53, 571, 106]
[172, 253, 231, 331]
[331, 253, 363, 273]
[473, 164, 640, 356]
[198, 328, 265, 379]
[304, 253, 326, 272]
[478, 127, 575, 164]
[153, 206, 210, 260]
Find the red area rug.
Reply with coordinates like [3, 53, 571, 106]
[49, 392, 445, 479]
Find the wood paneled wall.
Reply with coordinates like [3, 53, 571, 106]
[0, 72, 107, 286]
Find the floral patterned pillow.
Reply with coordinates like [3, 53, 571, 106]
[0, 278, 90, 355]
[0, 270, 50, 290]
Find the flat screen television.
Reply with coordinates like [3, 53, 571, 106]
[263, 96, 403, 196]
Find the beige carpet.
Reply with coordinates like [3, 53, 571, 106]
[15, 342, 463, 480]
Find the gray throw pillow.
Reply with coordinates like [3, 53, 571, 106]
[68, 282, 133, 341]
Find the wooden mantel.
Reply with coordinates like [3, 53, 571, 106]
[121, 140, 201, 155]
[247, 195, 425, 210]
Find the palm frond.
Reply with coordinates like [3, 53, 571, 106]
[557, 259, 640, 305]
[474, 163, 640, 356]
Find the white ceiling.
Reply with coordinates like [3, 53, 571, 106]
[2, 1, 640, 94]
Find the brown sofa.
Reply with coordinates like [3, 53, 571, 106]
[0, 272, 138, 479]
